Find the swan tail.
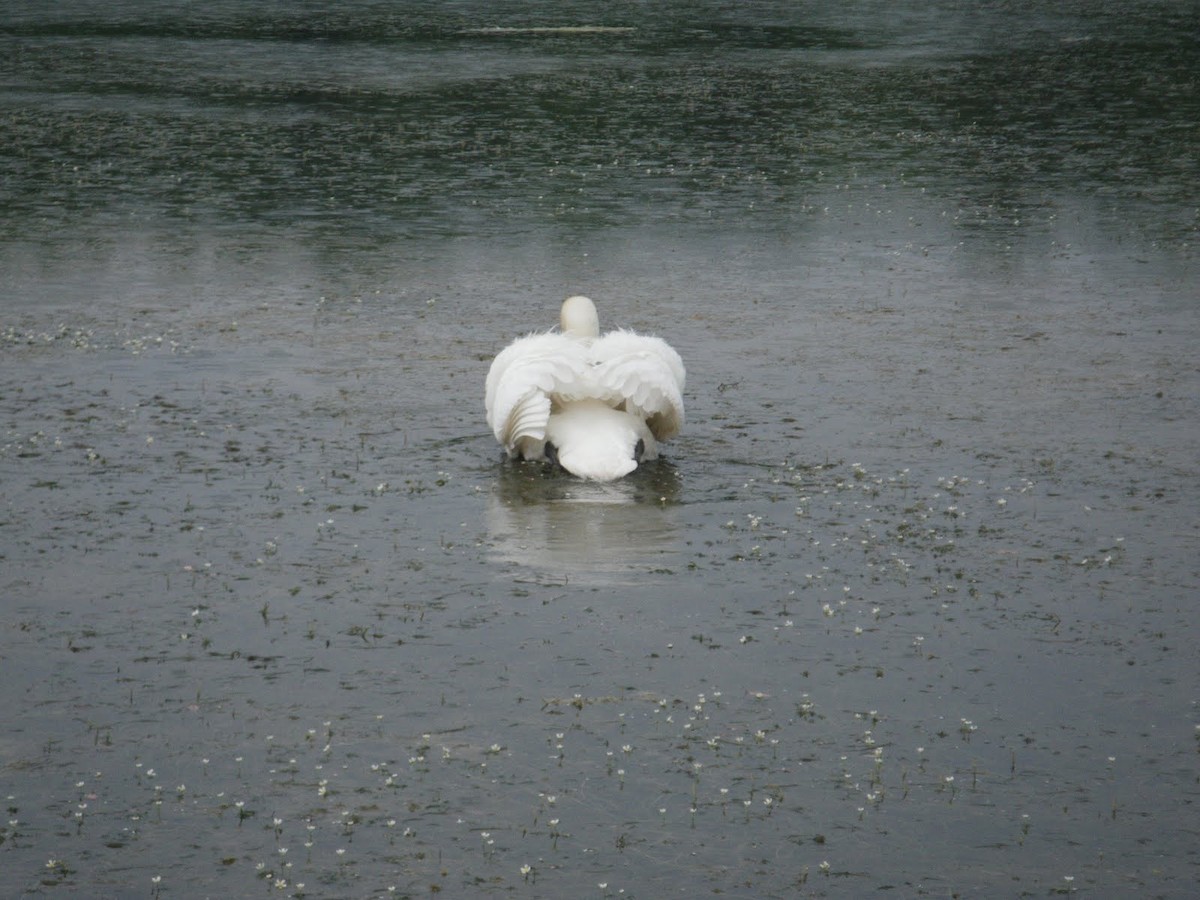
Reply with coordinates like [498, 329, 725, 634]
[546, 401, 655, 482]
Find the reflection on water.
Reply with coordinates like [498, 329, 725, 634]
[486, 459, 682, 582]
[1, 0, 1195, 249]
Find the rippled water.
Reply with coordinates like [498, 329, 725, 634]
[2, 1, 1198, 897]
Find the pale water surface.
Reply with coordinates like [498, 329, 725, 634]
[1, 1, 1198, 897]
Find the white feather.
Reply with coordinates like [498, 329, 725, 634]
[484, 297, 686, 481]
[485, 332, 588, 450]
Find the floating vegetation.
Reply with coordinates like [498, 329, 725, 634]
[2, 334, 1195, 896]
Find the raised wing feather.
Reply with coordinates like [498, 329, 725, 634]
[485, 333, 590, 452]
[589, 331, 686, 441]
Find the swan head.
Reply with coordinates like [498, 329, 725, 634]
[560, 295, 600, 339]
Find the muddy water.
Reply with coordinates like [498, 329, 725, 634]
[2, 2, 1198, 898]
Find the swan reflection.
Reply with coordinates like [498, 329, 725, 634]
[486, 460, 682, 583]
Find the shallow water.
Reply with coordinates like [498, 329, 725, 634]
[2, 1, 1198, 898]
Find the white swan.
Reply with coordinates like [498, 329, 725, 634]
[485, 295, 685, 481]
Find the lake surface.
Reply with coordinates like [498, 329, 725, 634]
[2, 1, 1197, 897]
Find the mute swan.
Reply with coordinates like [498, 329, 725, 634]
[485, 295, 685, 481]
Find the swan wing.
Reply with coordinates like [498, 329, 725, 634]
[589, 330, 686, 441]
[485, 333, 589, 452]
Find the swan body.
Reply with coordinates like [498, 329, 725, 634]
[485, 295, 685, 481]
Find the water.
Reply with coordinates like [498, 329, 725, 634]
[2, 1, 1197, 897]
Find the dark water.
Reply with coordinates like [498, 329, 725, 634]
[2, 2, 1198, 898]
